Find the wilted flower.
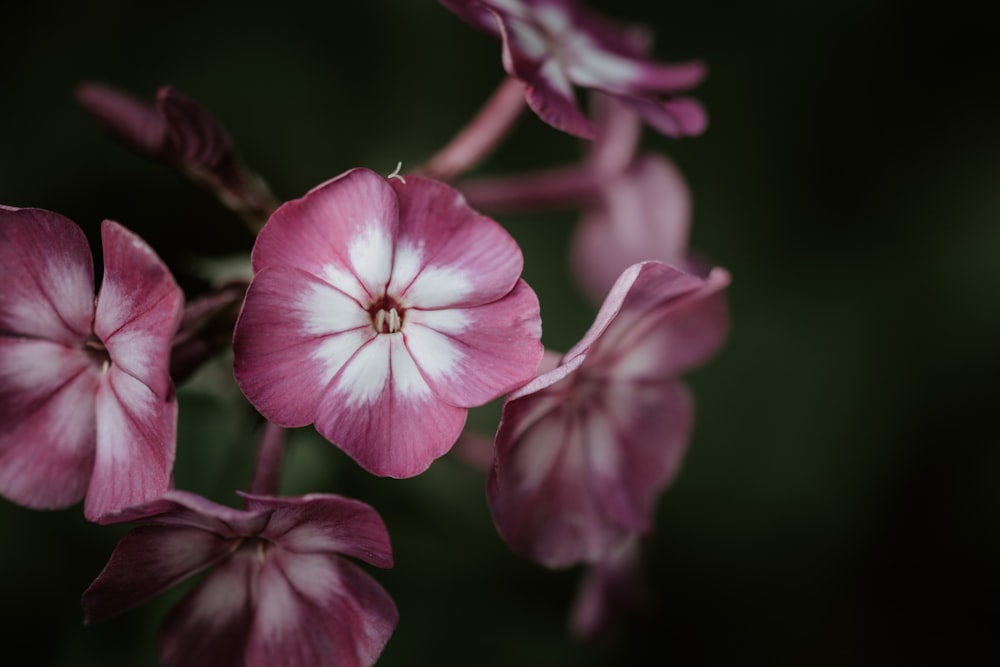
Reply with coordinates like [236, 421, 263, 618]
[233, 168, 543, 478]
[83, 490, 397, 667]
[0, 207, 182, 520]
[489, 261, 728, 567]
[440, 0, 706, 139]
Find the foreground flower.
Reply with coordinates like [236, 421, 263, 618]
[489, 261, 728, 567]
[234, 168, 543, 478]
[440, 0, 706, 139]
[83, 490, 397, 667]
[0, 207, 182, 521]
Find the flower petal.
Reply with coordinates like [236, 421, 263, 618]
[523, 61, 597, 139]
[95, 220, 183, 399]
[248, 550, 398, 667]
[244, 493, 394, 568]
[405, 279, 543, 407]
[0, 338, 98, 509]
[85, 366, 177, 521]
[0, 207, 94, 342]
[234, 265, 372, 428]
[387, 176, 524, 308]
[75, 82, 167, 156]
[616, 93, 708, 138]
[82, 524, 236, 623]
[251, 169, 399, 304]
[315, 334, 466, 477]
[159, 550, 259, 667]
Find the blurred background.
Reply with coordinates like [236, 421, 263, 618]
[1, 0, 997, 664]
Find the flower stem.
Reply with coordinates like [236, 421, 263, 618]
[458, 164, 601, 213]
[249, 420, 286, 496]
[421, 76, 526, 182]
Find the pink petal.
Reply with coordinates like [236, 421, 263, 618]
[315, 334, 467, 477]
[234, 265, 372, 427]
[569, 535, 650, 642]
[0, 207, 95, 343]
[0, 338, 98, 509]
[251, 168, 399, 304]
[614, 59, 706, 95]
[82, 524, 236, 623]
[156, 85, 234, 171]
[617, 94, 708, 138]
[98, 489, 271, 534]
[159, 549, 259, 667]
[243, 493, 394, 568]
[404, 279, 543, 407]
[523, 64, 597, 140]
[571, 154, 692, 302]
[95, 220, 183, 399]
[248, 550, 398, 667]
[387, 176, 524, 308]
[85, 366, 177, 521]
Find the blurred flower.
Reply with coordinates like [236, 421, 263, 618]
[440, 0, 706, 139]
[83, 490, 397, 667]
[76, 83, 278, 228]
[233, 168, 543, 478]
[489, 261, 728, 567]
[0, 207, 182, 521]
[569, 534, 650, 642]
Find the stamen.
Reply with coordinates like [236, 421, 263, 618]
[387, 161, 407, 184]
[373, 307, 402, 334]
[256, 540, 266, 564]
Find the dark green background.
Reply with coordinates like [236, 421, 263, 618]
[2, 1, 997, 665]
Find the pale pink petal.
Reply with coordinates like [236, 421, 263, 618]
[251, 169, 398, 304]
[95, 220, 183, 399]
[159, 549, 259, 667]
[405, 279, 543, 406]
[0, 338, 98, 509]
[571, 154, 692, 301]
[387, 176, 524, 308]
[82, 525, 236, 623]
[234, 265, 372, 428]
[587, 93, 643, 178]
[243, 493, 393, 568]
[0, 207, 94, 343]
[315, 335, 466, 477]
[248, 550, 398, 667]
[85, 367, 176, 521]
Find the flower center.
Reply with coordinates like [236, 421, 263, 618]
[369, 297, 405, 334]
[82, 337, 111, 373]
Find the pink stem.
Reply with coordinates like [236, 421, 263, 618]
[458, 164, 602, 213]
[249, 420, 286, 496]
[421, 77, 527, 182]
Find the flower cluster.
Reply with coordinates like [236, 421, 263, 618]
[1, 1, 728, 663]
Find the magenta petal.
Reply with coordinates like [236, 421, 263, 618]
[524, 69, 597, 140]
[243, 493, 393, 568]
[387, 176, 524, 308]
[159, 550, 259, 667]
[315, 335, 466, 477]
[248, 551, 398, 667]
[405, 279, 543, 407]
[0, 207, 95, 342]
[156, 85, 234, 171]
[234, 265, 372, 428]
[99, 489, 271, 533]
[95, 220, 183, 399]
[569, 535, 649, 642]
[85, 367, 177, 521]
[82, 525, 236, 623]
[617, 94, 708, 138]
[252, 169, 399, 303]
[627, 60, 707, 94]
[0, 339, 98, 509]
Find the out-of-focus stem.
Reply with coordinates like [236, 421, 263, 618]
[249, 420, 286, 497]
[458, 164, 601, 213]
[421, 76, 527, 182]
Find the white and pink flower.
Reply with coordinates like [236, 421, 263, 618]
[0, 207, 183, 521]
[233, 168, 543, 478]
[489, 261, 729, 567]
[440, 0, 707, 139]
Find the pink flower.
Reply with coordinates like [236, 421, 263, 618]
[0, 207, 182, 521]
[440, 0, 707, 139]
[569, 535, 650, 642]
[233, 168, 543, 478]
[83, 490, 397, 667]
[489, 261, 729, 567]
